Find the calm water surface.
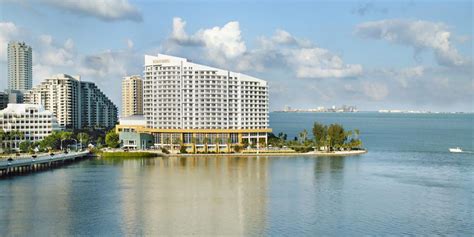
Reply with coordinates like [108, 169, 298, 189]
[1, 113, 473, 236]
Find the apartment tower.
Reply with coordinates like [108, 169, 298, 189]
[122, 75, 143, 117]
[8, 41, 32, 91]
[25, 74, 118, 129]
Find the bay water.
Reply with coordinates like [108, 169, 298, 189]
[1, 112, 473, 235]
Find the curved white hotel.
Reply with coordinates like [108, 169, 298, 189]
[117, 54, 271, 151]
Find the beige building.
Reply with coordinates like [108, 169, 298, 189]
[25, 74, 118, 129]
[121, 75, 143, 117]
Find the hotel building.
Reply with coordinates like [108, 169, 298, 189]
[122, 75, 143, 117]
[117, 54, 271, 152]
[8, 41, 32, 92]
[24, 74, 118, 129]
[0, 104, 62, 150]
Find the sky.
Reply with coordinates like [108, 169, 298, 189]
[0, 0, 472, 113]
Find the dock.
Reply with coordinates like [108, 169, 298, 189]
[0, 151, 91, 177]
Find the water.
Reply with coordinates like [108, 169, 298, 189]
[1, 112, 473, 236]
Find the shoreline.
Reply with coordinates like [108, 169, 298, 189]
[100, 149, 367, 158]
[172, 150, 367, 157]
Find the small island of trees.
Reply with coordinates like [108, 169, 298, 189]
[268, 122, 363, 153]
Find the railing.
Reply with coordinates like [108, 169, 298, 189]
[0, 150, 90, 171]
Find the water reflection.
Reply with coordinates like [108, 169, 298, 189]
[117, 156, 270, 236]
[1, 154, 471, 236]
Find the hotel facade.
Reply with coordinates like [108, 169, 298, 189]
[117, 54, 271, 152]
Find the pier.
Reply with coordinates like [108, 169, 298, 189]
[0, 151, 91, 177]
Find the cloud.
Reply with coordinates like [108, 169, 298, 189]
[37, 34, 75, 66]
[355, 19, 470, 67]
[166, 18, 361, 79]
[0, 21, 21, 61]
[79, 50, 130, 78]
[41, 0, 142, 22]
[168, 17, 246, 65]
[272, 29, 298, 45]
[169, 17, 202, 46]
[352, 1, 388, 16]
[361, 81, 389, 100]
[287, 47, 363, 78]
[126, 39, 134, 49]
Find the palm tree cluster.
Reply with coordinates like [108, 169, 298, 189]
[267, 122, 363, 152]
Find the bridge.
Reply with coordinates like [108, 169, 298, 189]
[0, 151, 92, 177]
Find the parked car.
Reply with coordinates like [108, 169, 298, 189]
[7, 158, 14, 165]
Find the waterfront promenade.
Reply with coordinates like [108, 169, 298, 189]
[0, 151, 91, 177]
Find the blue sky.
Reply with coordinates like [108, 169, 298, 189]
[0, 0, 472, 112]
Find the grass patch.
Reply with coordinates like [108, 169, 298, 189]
[100, 152, 160, 158]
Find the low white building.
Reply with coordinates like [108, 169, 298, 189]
[0, 103, 62, 150]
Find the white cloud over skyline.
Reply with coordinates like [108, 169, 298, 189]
[355, 19, 470, 67]
[167, 18, 363, 79]
[41, 0, 142, 22]
[0, 10, 471, 112]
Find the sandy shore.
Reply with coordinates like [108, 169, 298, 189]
[169, 150, 368, 157]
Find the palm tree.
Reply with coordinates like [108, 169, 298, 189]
[214, 137, 220, 153]
[0, 129, 5, 151]
[191, 136, 196, 153]
[204, 137, 209, 153]
[60, 131, 73, 150]
[226, 137, 232, 153]
[299, 129, 308, 143]
[77, 132, 90, 148]
[354, 129, 360, 140]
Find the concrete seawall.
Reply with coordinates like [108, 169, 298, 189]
[0, 151, 91, 177]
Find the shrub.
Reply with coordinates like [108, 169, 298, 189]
[233, 145, 243, 153]
[161, 147, 170, 154]
[179, 146, 187, 154]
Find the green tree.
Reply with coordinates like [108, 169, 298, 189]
[0, 129, 6, 151]
[327, 124, 346, 150]
[312, 122, 327, 150]
[59, 131, 73, 150]
[214, 137, 220, 153]
[179, 144, 187, 154]
[40, 132, 61, 150]
[77, 132, 90, 146]
[203, 137, 209, 153]
[242, 139, 249, 149]
[19, 140, 32, 153]
[298, 129, 308, 143]
[96, 136, 104, 148]
[226, 137, 232, 153]
[233, 145, 243, 153]
[105, 130, 120, 148]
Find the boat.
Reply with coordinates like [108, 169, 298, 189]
[449, 147, 463, 153]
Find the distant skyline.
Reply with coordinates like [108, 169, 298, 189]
[0, 0, 472, 112]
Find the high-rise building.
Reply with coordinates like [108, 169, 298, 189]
[122, 75, 143, 117]
[116, 54, 271, 152]
[0, 104, 62, 151]
[24, 74, 118, 129]
[0, 92, 8, 110]
[8, 41, 32, 91]
[81, 81, 118, 128]
[4, 89, 24, 104]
